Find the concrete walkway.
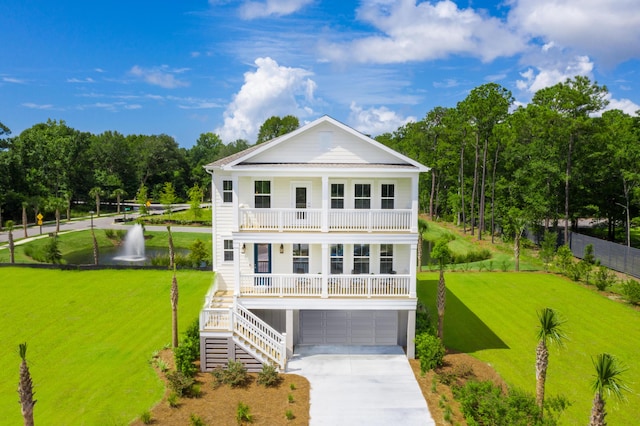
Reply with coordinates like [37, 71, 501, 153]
[287, 345, 435, 426]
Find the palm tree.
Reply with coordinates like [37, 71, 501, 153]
[171, 270, 179, 348]
[90, 226, 99, 265]
[6, 220, 15, 263]
[590, 353, 629, 426]
[112, 188, 127, 214]
[431, 239, 451, 339]
[21, 201, 28, 238]
[417, 217, 428, 272]
[167, 225, 175, 269]
[535, 307, 566, 415]
[18, 342, 36, 426]
[89, 187, 104, 217]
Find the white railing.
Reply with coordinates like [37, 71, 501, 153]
[239, 208, 412, 231]
[329, 209, 412, 231]
[200, 305, 286, 369]
[240, 208, 322, 231]
[234, 305, 286, 368]
[239, 273, 410, 297]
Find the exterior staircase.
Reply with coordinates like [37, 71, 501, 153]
[200, 289, 287, 372]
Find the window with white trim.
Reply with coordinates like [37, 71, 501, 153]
[223, 240, 233, 261]
[293, 244, 309, 273]
[222, 180, 233, 203]
[381, 184, 394, 209]
[254, 180, 271, 208]
[330, 244, 343, 274]
[331, 183, 344, 209]
[353, 244, 370, 274]
[380, 244, 393, 273]
[354, 183, 371, 209]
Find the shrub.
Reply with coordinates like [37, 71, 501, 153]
[289, 383, 296, 391]
[166, 370, 195, 397]
[257, 363, 281, 387]
[416, 302, 437, 336]
[594, 266, 616, 291]
[554, 245, 573, 275]
[415, 332, 445, 373]
[288, 393, 295, 403]
[285, 409, 294, 420]
[621, 279, 640, 305]
[140, 411, 152, 424]
[212, 360, 249, 388]
[236, 402, 253, 424]
[175, 343, 198, 377]
[189, 239, 210, 268]
[43, 236, 62, 264]
[539, 231, 557, 270]
[189, 413, 206, 426]
[167, 392, 180, 408]
[453, 380, 550, 426]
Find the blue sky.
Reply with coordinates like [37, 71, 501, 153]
[1, 0, 639, 148]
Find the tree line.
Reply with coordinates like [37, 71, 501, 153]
[0, 115, 299, 226]
[376, 76, 640, 245]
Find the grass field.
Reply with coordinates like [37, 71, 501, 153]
[0, 267, 212, 425]
[418, 271, 640, 425]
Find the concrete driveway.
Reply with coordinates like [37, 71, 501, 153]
[286, 345, 435, 426]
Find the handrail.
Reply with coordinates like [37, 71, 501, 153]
[234, 304, 286, 368]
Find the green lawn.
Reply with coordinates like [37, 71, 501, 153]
[418, 271, 640, 425]
[0, 267, 212, 425]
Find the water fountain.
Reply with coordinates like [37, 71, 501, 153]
[113, 224, 146, 262]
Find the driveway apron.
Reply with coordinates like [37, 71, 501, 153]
[286, 345, 435, 426]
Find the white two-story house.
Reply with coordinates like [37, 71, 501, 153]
[199, 116, 429, 371]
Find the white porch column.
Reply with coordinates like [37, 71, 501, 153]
[209, 170, 217, 272]
[321, 175, 329, 232]
[233, 242, 241, 296]
[286, 309, 294, 358]
[407, 309, 416, 359]
[232, 175, 239, 232]
[411, 175, 419, 232]
[321, 243, 329, 298]
[409, 242, 417, 298]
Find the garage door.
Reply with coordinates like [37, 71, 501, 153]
[300, 310, 398, 345]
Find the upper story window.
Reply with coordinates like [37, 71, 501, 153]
[381, 184, 395, 209]
[223, 239, 234, 261]
[254, 180, 271, 208]
[353, 244, 370, 274]
[330, 244, 344, 274]
[293, 244, 309, 273]
[380, 244, 394, 273]
[222, 180, 233, 203]
[331, 183, 344, 209]
[354, 184, 371, 209]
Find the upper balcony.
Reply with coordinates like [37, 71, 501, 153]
[239, 208, 413, 232]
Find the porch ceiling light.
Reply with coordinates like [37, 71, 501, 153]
[279, 244, 284, 254]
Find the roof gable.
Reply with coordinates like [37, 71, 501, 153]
[206, 116, 428, 171]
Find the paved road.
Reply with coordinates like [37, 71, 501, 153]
[0, 214, 210, 246]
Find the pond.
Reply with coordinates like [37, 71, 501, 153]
[64, 246, 189, 266]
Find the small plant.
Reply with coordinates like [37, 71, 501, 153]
[212, 360, 250, 388]
[415, 332, 445, 373]
[140, 411, 152, 424]
[155, 359, 169, 373]
[257, 363, 281, 387]
[431, 375, 438, 393]
[166, 370, 195, 397]
[167, 392, 180, 408]
[288, 393, 295, 403]
[190, 383, 203, 398]
[443, 405, 453, 423]
[236, 402, 253, 425]
[289, 383, 296, 391]
[594, 265, 616, 291]
[500, 259, 509, 272]
[438, 394, 448, 408]
[285, 409, 295, 420]
[189, 413, 206, 426]
[621, 278, 640, 304]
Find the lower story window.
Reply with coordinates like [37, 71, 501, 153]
[293, 243, 309, 273]
[353, 244, 370, 274]
[331, 244, 343, 274]
[380, 244, 393, 273]
[223, 240, 233, 261]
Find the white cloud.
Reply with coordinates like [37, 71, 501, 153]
[94, 68, 105, 73]
[348, 102, 415, 136]
[602, 94, 640, 116]
[130, 65, 190, 89]
[239, 0, 312, 19]
[320, 0, 525, 64]
[216, 57, 316, 143]
[508, 0, 640, 66]
[433, 79, 460, 89]
[22, 102, 54, 110]
[67, 77, 95, 83]
[125, 104, 143, 110]
[516, 48, 594, 94]
[3, 77, 26, 84]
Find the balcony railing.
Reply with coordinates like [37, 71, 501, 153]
[239, 208, 412, 232]
[239, 273, 411, 298]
